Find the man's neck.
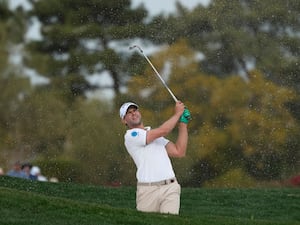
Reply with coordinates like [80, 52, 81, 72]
[128, 124, 144, 129]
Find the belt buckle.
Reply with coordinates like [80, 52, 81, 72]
[165, 178, 174, 185]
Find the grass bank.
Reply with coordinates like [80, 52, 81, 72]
[0, 176, 299, 225]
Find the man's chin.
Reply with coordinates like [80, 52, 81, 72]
[129, 120, 142, 127]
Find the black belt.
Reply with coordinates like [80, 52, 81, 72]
[137, 178, 176, 186]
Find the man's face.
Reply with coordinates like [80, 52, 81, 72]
[22, 166, 31, 174]
[14, 164, 22, 171]
[123, 106, 142, 128]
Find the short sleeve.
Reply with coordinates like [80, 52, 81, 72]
[125, 128, 147, 148]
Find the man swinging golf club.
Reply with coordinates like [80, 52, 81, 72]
[120, 101, 191, 214]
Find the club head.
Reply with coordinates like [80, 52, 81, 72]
[129, 45, 143, 53]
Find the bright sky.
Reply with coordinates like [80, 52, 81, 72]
[132, 0, 210, 15]
[10, 0, 210, 15]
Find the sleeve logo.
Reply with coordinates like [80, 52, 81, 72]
[131, 131, 138, 137]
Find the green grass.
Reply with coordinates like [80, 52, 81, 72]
[0, 176, 299, 225]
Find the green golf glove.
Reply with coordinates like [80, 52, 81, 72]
[180, 108, 191, 124]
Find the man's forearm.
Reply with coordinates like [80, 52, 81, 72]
[147, 113, 182, 144]
[159, 113, 182, 136]
[175, 123, 188, 157]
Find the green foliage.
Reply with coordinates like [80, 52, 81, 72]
[2, 0, 299, 188]
[203, 168, 258, 188]
[0, 0, 26, 43]
[148, 0, 300, 91]
[25, 0, 149, 102]
[0, 1, 10, 20]
[15, 89, 68, 158]
[0, 1, 31, 164]
[5, 89, 136, 185]
[126, 41, 300, 186]
[0, 75, 31, 165]
[65, 98, 136, 185]
[33, 159, 82, 183]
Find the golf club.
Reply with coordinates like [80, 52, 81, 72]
[129, 45, 178, 102]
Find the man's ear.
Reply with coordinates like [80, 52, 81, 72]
[121, 118, 127, 126]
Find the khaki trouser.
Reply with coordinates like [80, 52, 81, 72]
[136, 180, 181, 214]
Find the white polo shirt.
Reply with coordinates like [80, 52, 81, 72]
[124, 127, 176, 183]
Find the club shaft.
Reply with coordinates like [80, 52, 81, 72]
[131, 45, 178, 102]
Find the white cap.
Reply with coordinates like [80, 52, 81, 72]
[30, 166, 41, 176]
[119, 102, 138, 119]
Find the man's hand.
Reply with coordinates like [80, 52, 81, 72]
[175, 101, 185, 116]
[179, 108, 191, 124]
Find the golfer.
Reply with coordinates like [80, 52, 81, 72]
[120, 101, 190, 214]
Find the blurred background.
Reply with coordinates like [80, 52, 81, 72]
[0, 0, 299, 187]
